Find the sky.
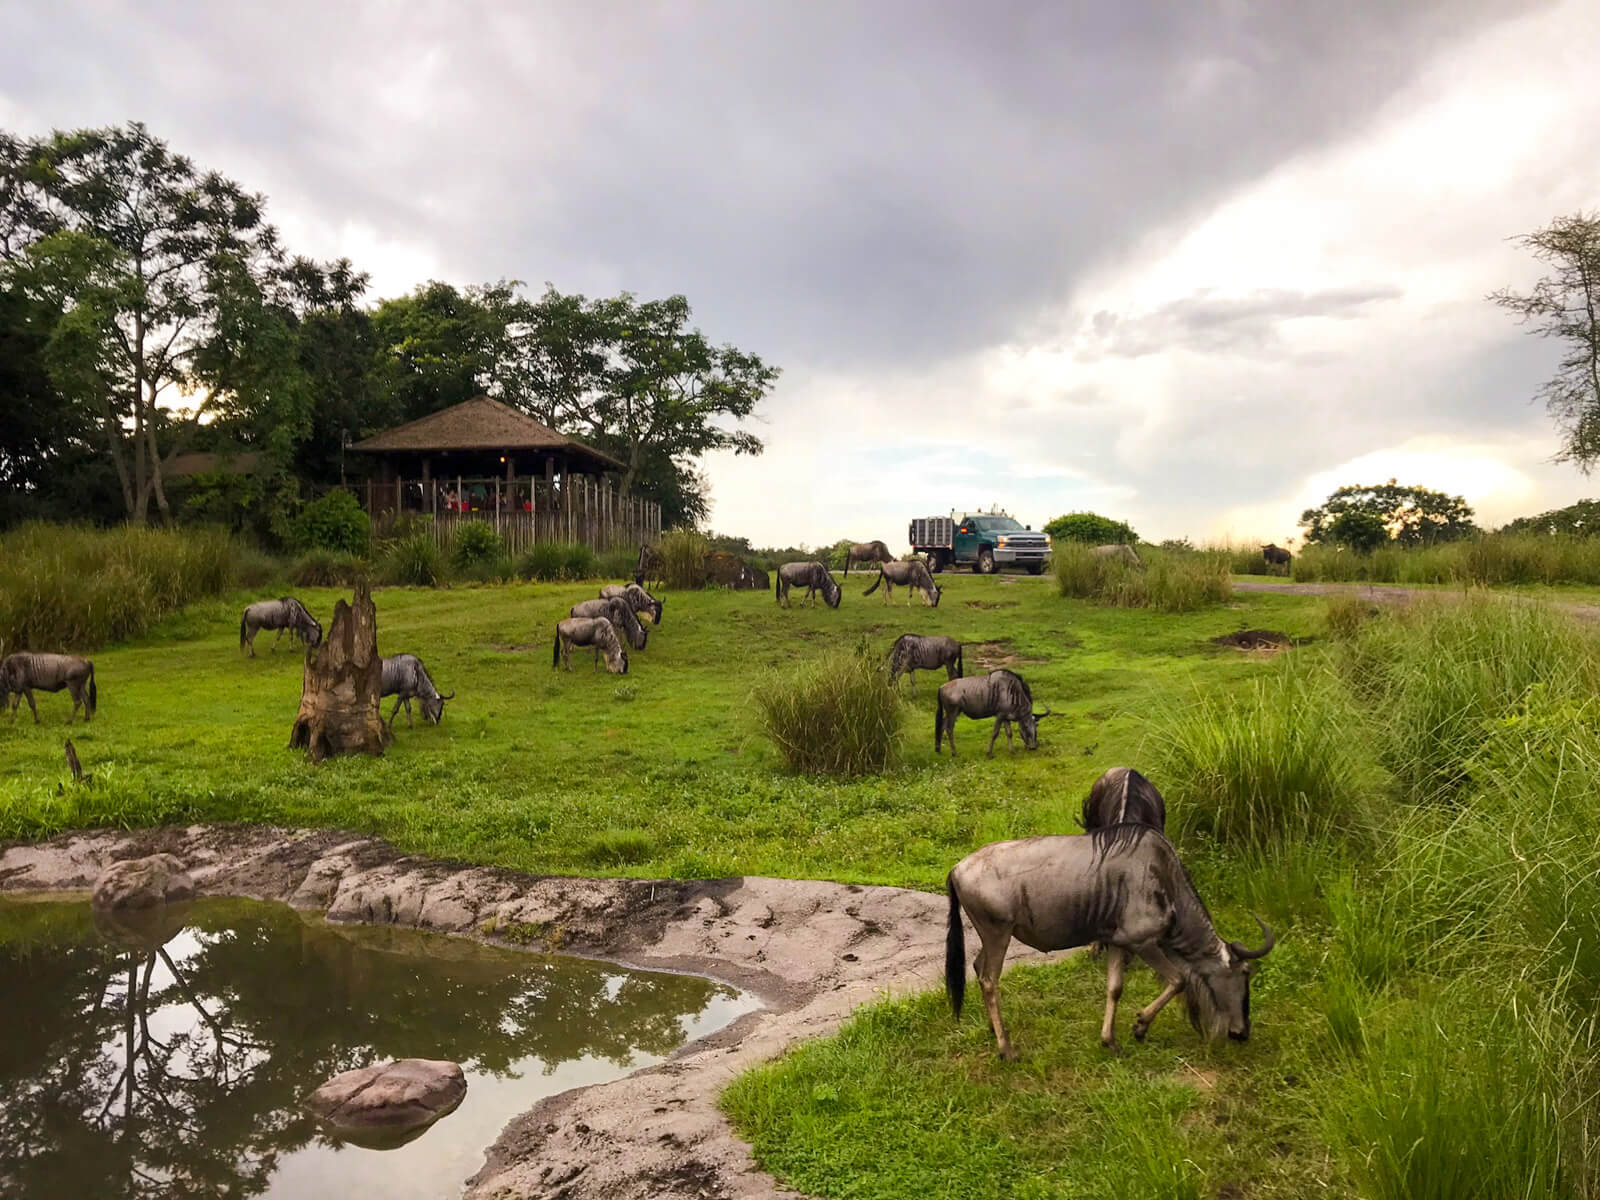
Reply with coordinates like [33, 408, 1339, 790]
[3, 0, 1598, 547]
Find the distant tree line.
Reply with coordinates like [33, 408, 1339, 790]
[0, 122, 777, 541]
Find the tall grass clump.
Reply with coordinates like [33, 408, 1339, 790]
[754, 643, 904, 776]
[1054, 544, 1230, 612]
[1290, 534, 1600, 587]
[515, 541, 599, 582]
[377, 534, 444, 587]
[598, 547, 640, 580]
[288, 549, 367, 588]
[658, 528, 710, 590]
[1150, 660, 1366, 847]
[1323, 592, 1374, 639]
[0, 523, 238, 652]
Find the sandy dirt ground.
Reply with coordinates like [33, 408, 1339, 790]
[0, 825, 1051, 1199]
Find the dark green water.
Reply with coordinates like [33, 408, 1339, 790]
[0, 895, 758, 1199]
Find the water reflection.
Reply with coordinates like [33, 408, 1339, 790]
[0, 896, 758, 1199]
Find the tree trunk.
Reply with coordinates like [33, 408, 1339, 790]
[288, 581, 390, 763]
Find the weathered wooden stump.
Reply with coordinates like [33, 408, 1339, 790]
[289, 581, 390, 763]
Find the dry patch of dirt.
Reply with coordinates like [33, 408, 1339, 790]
[0, 825, 1049, 1200]
[1210, 629, 1297, 654]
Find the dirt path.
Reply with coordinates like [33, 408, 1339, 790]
[1231, 579, 1600, 621]
[0, 825, 1051, 1200]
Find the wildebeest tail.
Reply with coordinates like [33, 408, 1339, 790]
[946, 874, 965, 1017]
[552, 631, 560, 669]
[87, 663, 97, 716]
[239, 612, 247, 650]
[863, 570, 882, 596]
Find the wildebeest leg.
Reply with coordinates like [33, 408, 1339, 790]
[987, 719, 1003, 758]
[388, 696, 404, 728]
[1131, 947, 1186, 1041]
[70, 682, 85, 723]
[23, 689, 39, 724]
[404, 697, 415, 727]
[272, 626, 285, 652]
[973, 921, 1018, 1060]
[592, 644, 601, 671]
[1101, 946, 1130, 1052]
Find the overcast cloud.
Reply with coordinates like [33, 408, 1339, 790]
[2, 0, 1596, 545]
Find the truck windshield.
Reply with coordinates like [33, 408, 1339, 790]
[977, 517, 1023, 531]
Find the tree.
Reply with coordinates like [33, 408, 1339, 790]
[1499, 498, 1600, 537]
[1491, 212, 1600, 470]
[368, 279, 525, 422]
[1300, 480, 1476, 547]
[1043, 512, 1138, 545]
[1326, 509, 1389, 553]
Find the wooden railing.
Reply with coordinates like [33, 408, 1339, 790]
[366, 477, 660, 554]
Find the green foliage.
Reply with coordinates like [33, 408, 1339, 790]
[1043, 511, 1138, 545]
[287, 549, 366, 588]
[377, 534, 444, 588]
[1290, 533, 1600, 585]
[514, 542, 599, 582]
[754, 642, 905, 776]
[449, 521, 504, 571]
[597, 548, 640, 580]
[658, 528, 709, 589]
[1300, 480, 1476, 548]
[292, 489, 370, 556]
[1500, 497, 1600, 537]
[1053, 543, 1230, 612]
[1322, 593, 1374, 639]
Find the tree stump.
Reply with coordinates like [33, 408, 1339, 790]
[289, 581, 390, 763]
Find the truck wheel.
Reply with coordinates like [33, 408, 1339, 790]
[975, 548, 996, 575]
[1027, 562, 1046, 575]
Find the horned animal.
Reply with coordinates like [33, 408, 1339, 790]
[1082, 767, 1167, 833]
[570, 597, 648, 650]
[1092, 543, 1143, 568]
[946, 826, 1275, 1057]
[600, 582, 663, 625]
[888, 635, 963, 690]
[240, 597, 323, 657]
[633, 543, 664, 588]
[552, 617, 630, 674]
[842, 540, 895, 577]
[1262, 544, 1292, 572]
[1, 652, 97, 723]
[775, 561, 841, 608]
[862, 559, 942, 606]
[378, 653, 455, 727]
[934, 669, 1052, 757]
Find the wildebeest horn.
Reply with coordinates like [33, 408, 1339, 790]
[1229, 915, 1275, 960]
[441, 691, 456, 700]
[1031, 705, 1053, 719]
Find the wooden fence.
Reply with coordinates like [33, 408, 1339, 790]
[367, 476, 660, 554]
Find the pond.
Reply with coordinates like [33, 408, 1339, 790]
[0, 895, 759, 1198]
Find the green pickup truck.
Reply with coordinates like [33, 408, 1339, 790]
[909, 510, 1052, 574]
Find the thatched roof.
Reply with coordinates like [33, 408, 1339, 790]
[351, 396, 625, 473]
[163, 451, 261, 477]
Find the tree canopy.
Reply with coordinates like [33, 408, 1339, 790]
[1043, 512, 1138, 545]
[1299, 480, 1477, 549]
[1500, 498, 1600, 537]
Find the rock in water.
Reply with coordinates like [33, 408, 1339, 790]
[91, 853, 196, 911]
[306, 1059, 467, 1142]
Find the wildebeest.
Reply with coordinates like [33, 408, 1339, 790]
[240, 597, 323, 657]
[1262, 544, 1292, 572]
[378, 653, 455, 727]
[570, 597, 649, 650]
[633, 543, 663, 588]
[862, 559, 943, 606]
[946, 825, 1275, 1057]
[934, 669, 1052, 757]
[1092, 543, 1143, 568]
[552, 617, 630, 674]
[1, 652, 97, 723]
[737, 563, 770, 591]
[1082, 767, 1167, 833]
[775, 562, 841, 608]
[888, 634, 963, 690]
[842, 540, 895, 577]
[600, 582, 664, 625]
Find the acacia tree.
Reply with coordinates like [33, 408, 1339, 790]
[1300, 480, 1476, 547]
[0, 122, 286, 522]
[1491, 212, 1600, 470]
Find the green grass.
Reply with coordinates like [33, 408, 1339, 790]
[754, 639, 905, 775]
[1055, 543, 1232, 612]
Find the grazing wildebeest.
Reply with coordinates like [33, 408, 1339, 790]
[775, 562, 841, 608]
[600, 582, 664, 626]
[842, 540, 895, 577]
[239, 597, 323, 657]
[1, 652, 97, 723]
[888, 634, 963, 690]
[379, 653, 455, 728]
[1092, 543, 1143, 568]
[1262, 544, 1292, 573]
[737, 563, 770, 591]
[946, 825, 1275, 1057]
[552, 617, 630, 674]
[570, 597, 649, 650]
[934, 669, 1052, 758]
[1082, 767, 1167, 833]
[633, 544, 663, 588]
[862, 560, 943, 607]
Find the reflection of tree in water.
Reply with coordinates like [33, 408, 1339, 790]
[0, 897, 732, 1199]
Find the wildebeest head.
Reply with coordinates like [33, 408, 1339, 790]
[422, 689, 455, 725]
[927, 582, 943, 608]
[1184, 917, 1275, 1041]
[822, 574, 842, 608]
[1015, 703, 1053, 750]
[612, 650, 630, 675]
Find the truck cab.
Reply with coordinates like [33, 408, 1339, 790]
[909, 510, 1052, 574]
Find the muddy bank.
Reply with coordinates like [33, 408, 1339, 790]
[0, 825, 1036, 1199]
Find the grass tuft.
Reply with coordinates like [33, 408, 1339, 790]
[754, 641, 904, 776]
[1054, 544, 1231, 612]
[659, 528, 710, 590]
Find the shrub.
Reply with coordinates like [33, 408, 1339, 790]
[377, 534, 445, 588]
[450, 521, 504, 571]
[288, 549, 367, 588]
[598, 548, 640, 580]
[457, 555, 515, 585]
[659, 528, 709, 589]
[232, 545, 282, 590]
[1054, 544, 1230, 612]
[755, 642, 905, 776]
[515, 541, 599, 582]
[1043, 512, 1138, 545]
[292, 489, 370, 556]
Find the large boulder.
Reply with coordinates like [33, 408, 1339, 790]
[306, 1058, 467, 1145]
[91, 853, 196, 912]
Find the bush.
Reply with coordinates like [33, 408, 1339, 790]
[515, 541, 599, 582]
[1054, 544, 1230, 612]
[755, 642, 905, 776]
[1043, 512, 1138, 545]
[659, 528, 709, 589]
[293, 489, 370, 556]
[288, 549, 367, 588]
[378, 534, 445, 588]
[450, 521, 504, 571]
[457, 555, 515, 585]
[598, 548, 640, 580]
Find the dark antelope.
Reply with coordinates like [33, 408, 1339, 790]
[571, 597, 649, 650]
[1, 652, 97, 723]
[934, 668, 1052, 757]
[863, 560, 943, 606]
[240, 597, 323, 657]
[775, 562, 841, 608]
[378, 653, 455, 727]
[946, 825, 1275, 1057]
[888, 635, 963, 690]
[553, 617, 630, 674]
[601, 582, 664, 625]
[842, 540, 894, 577]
